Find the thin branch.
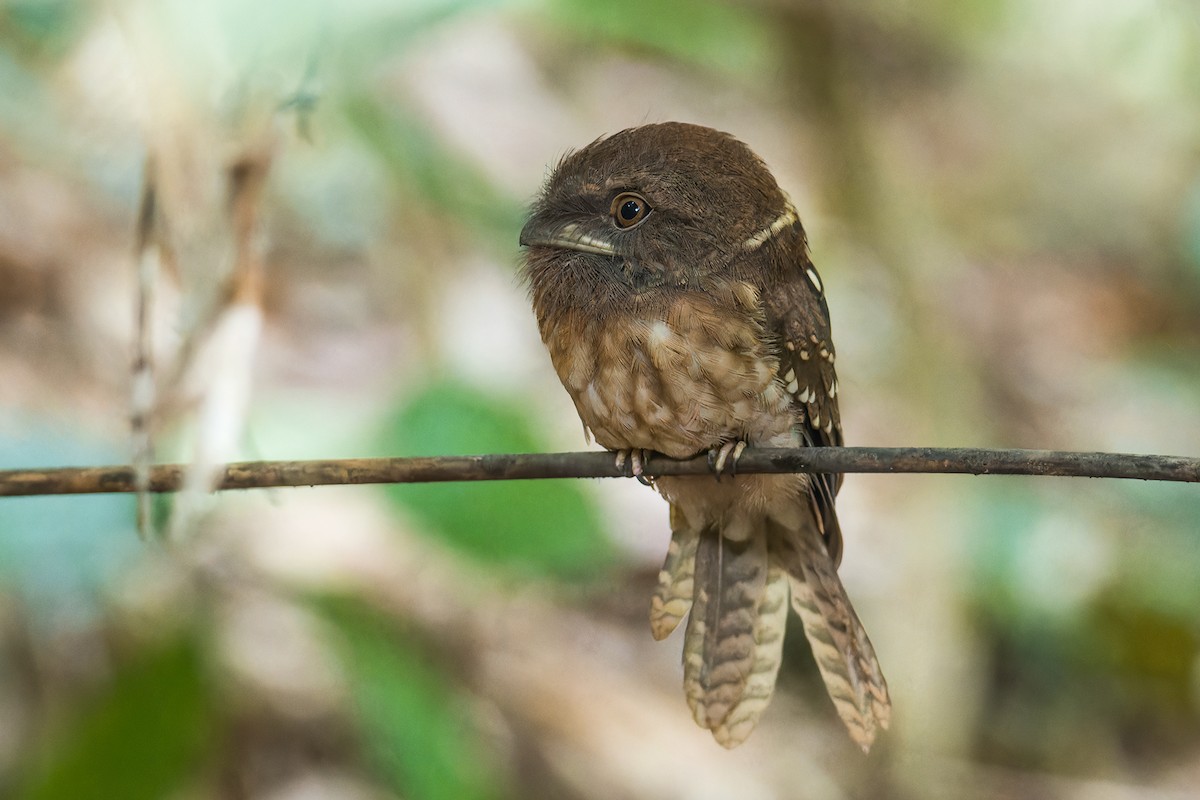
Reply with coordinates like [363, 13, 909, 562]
[0, 448, 1197, 498]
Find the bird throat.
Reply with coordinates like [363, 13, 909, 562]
[621, 257, 675, 293]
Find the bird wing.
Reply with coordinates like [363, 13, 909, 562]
[760, 240, 891, 750]
[760, 246, 845, 564]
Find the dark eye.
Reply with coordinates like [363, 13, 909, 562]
[610, 192, 651, 229]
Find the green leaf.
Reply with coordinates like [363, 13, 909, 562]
[379, 381, 613, 580]
[17, 633, 215, 800]
[320, 598, 503, 800]
[342, 96, 524, 247]
[2, 0, 89, 58]
[547, 0, 777, 79]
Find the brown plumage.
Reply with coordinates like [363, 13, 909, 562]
[520, 122, 890, 750]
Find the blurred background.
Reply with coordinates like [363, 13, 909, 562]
[1, 0, 1200, 797]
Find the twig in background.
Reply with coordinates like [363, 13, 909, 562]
[161, 140, 273, 540]
[131, 160, 161, 539]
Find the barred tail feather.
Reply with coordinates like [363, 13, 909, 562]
[683, 526, 768, 730]
[650, 506, 699, 641]
[776, 523, 891, 752]
[711, 567, 789, 748]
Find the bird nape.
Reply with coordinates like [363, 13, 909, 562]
[520, 121, 890, 751]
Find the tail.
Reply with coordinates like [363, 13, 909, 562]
[649, 505, 699, 641]
[772, 520, 891, 752]
[653, 511, 789, 748]
[651, 505, 890, 750]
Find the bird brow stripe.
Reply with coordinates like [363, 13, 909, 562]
[741, 204, 798, 251]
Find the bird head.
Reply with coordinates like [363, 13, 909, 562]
[520, 122, 795, 307]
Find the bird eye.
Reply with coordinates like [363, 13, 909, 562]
[610, 192, 651, 229]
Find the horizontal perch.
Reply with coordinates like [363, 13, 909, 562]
[0, 447, 1198, 498]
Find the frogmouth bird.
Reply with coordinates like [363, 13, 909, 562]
[520, 122, 890, 750]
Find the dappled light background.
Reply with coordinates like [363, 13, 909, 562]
[2, 1, 1200, 798]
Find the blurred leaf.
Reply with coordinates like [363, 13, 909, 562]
[964, 483, 1045, 626]
[380, 381, 613, 580]
[335, 0, 514, 63]
[17, 633, 215, 800]
[547, 0, 777, 79]
[966, 478, 1200, 630]
[0, 41, 60, 151]
[320, 597, 503, 800]
[1089, 594, 1197, 692]
[342, 96, 524, 247]
[967, 478, 1200, 766]
[1183, 177, 1200, 280]
[135, 0, 505, 90]
[1099, 485, 1200, 620]
[910, 0, 1009, 44]
[0, 0, 88, 59]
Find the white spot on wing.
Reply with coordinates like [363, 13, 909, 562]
[805, 268, 823, 293]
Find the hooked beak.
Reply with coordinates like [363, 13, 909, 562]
[519, 218, 617, 257]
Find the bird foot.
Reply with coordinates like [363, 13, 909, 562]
[707, 440, 747, 481]
[615, 448, 655, 486]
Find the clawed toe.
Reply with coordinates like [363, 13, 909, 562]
[615, 448, 654, 485]
[708, 440, 747, 481]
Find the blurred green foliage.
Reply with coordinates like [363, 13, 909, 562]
[547, 0, 776, 79]
[1, 0, 88, 59]
[343, 96, 524, 248]
[321, 597, 505, 800]
[968, 481, 1200, 767]
[380, 381, 613, 580]
[16, 631, 215, 800]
